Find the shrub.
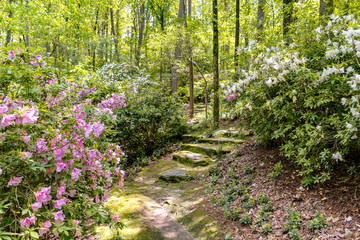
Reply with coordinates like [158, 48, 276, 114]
[112, 89, 187, 165]
[222, 15, 360, 186]
[0, 51, 124, 239]
[309, 211, 328, 230]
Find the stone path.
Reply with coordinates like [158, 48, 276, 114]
[96, 128, 244, 240]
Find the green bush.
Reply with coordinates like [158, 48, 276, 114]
[113, 89, 187, 165]
[222, 15, 360, 186]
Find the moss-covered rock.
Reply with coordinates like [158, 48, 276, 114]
[173, 151, 211, 167]
[159, 169, 189, 182]
[181, 143, 235, 157]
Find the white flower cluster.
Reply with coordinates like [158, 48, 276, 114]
[332, 152, 343, 161]
[318, 66, 345, 83]
[347, 75, 360, 90]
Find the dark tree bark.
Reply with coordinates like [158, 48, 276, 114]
[110, 8, 119, 62]
[171, 0, 186, 93]
[283, 0, 294, 43]
[213, 0, 219, 129]
[187, 0, 194, 118]
[136, 3, 146, 66]
[319, 0, 334, 24]
[5, 0, 13, 46]
[257, 0, 265, 41]
[234, 0, 240, 70]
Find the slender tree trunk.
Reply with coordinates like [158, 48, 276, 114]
[213, 0, 219, 129]
[136, 3, 146, 66]
[110, 8, 119, 62]
[257, 0, 265, 41]
[283, 0, 294, 43]
[187, 0, 194, 118]
[160, 12, 165, 82]
[171, 0, 186, 93]
[5, 0, 13, 46]
[319, 0, 334, 24]
[234, 0, 240, 71]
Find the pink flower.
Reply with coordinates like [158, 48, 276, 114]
[56, 185, 66, 199]
[30, 215, 36, 225]
[20, 218, 31, 228]
[84, 124, 93, 138]
[43, 220, 52, 228]
[36, 187, 52, 204]
[7, 176, 23, 187]
[93, 122, 104, 137]
[0, 168, 2, 174]
[31, 202, 42, 211]
[37, 138, 48, 152]
[8, 50, 16, 61]
[71, 168, 81, 181]
[53, 210, 65, 224]
[23, 135, 30, 143]
[75, 228, 81, 237]
[54, 198, 68, 209]
[1, 114, 16, 127]
[39, 221, 52, 237]
[95, 195, 100, 203]
[103, 193, 109, 202]
[0, 105, 8, 114]
[56, 162, 68, 173]
[69, 190, 76, 197]
[35, 55, 42, 61]
[21, 106, 39, 124]
[112, 215, 119, 222]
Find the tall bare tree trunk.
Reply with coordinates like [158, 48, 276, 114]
[171, 0, 186, 93]
[136, 3, 146, 66]
[257, 0, 265, 41]
[283, 0, 294, 44]
[234, 0, 240, 71]
[110, 8, 119, 62]
[213, 0, 219, 129]
[319, 0, 333, 24]
[187, 0, 194, 118]
[5, 0, 13, 47]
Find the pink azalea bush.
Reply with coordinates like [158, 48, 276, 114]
[0, 51, 126, 238]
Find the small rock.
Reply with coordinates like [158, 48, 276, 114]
[299, 186, 304, 191]
[345, 229, 353, 238]
[345, 216, 352, 222]
[159, 169, 189, 182]
[292, 195, 303, 202]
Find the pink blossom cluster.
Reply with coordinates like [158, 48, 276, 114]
[0, 58, 126, 238]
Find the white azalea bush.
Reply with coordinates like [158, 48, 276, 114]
[222, 15, 360, 186]
[0, 51, 125, 239]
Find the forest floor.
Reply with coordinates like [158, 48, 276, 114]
[94, 117, 360, 240]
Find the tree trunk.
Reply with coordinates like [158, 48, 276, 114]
[319, 0, 333, 24]
[110, 8, 119, 62]
[5, 0, 13, 46]
[213, 0, 219, 129]
[171, 0, 186, 93]
[283, 0, 294, 44]
[257, 0, 265, 41]
[136, 3, 146, 66]
[187, 0, 194, 118]
[234, 0, 240, 71]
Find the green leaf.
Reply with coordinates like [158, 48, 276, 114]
[30, 231, 39, 239]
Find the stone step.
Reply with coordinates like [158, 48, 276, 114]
[198, 138, 245, 145]
[173, 151, 211, 167]
[159, 169, 189, 182]
[181, 143, 235, 157]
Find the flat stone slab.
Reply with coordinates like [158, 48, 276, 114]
[173, 151, 211, 167]
[198, 138, 245, 145]
[159, 169, 189, 182]
[181, 143, 235, 157]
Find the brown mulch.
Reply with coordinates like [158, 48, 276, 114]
[203, 139, 360, 240]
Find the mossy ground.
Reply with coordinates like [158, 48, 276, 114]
[95, 157, 221, 240]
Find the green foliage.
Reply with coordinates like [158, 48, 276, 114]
[284, 207, 302, 233]
[239, 214, 252, 226]
[268, 161, 284, 180]
[244, 164, 255, 174]
[309, 211, 328, 230]
[113, 89, 187, 165]
[223, 15, 360, 186]
[262, 223, 272, 235]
